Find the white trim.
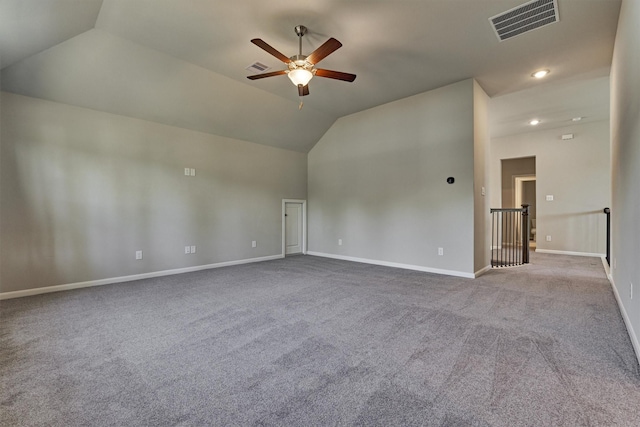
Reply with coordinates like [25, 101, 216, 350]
[603, 257, 640, 366]
[535, 249, 605, 258]
[0, 254, 283, 300]
[514, 175, 536, 209]
[282, 199, 307, 256]
[307, 251, 475, 279]
[601, 255, 612, 281]
[474, 265, 492, 277]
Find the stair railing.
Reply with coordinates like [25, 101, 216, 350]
[490, 204, 530, 267]
[604, 207, 611, 266]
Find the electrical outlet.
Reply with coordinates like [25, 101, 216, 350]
[184, 168, 190, 176]
[185, 246, 191, 254]
[252, 240, 257, 248]
[546, 195, 554, 201]
[190, 245, 196, 254]
[438, 247, 444, 256]
[631, 282, 634, 300]
[481, 186, 486, 196]
[190, 168, 196, 176]
[338, 239, 342, 246]
[546, 235, 552, 241]
[135, 250, 143, 260]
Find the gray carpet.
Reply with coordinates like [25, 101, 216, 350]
[1, 253, 639, 426]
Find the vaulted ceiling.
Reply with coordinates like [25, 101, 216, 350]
[0, 0, 621, 152]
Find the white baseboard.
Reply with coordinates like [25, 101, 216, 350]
[306, 251, 475, 279]
[474, 265, 492, 277]
[600, 256, 612, 281]
[0, 254, 284, 300]
[603, 257, 640, 366]
[535, 249, 605, 258]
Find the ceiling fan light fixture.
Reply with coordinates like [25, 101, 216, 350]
[288, 68, 313, 86]
[248, 25, 355, 102]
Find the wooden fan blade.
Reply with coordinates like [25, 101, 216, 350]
[306, 38, 342, 65]
[298, 84, 310, 97]
[250, 39, 291, 64]
[247, 70, 288, 80]
[315, 69, 357, 82]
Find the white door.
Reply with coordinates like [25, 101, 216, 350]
[285, 202, 303, 255]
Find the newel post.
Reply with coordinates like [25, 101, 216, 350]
[521, 204, 530, 264]
[604, 207, 611, 266]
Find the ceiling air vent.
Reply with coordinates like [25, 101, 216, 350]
[489, 0, 559, 41]
[245, 61, 271, 73]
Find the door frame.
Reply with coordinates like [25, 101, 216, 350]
[514, 175, 536, 209]
[282, 199, 307, 256]
[514, 175, 536, 243]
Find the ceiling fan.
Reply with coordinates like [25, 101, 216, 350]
[247, 25, 356, 102]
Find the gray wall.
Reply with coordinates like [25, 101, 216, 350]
[490, 120, 610, 255]
[473, 81, 491, 272]
[308, 79, 487, 276]
[610, 0, 640, 357]
[0, 92, 307, 293]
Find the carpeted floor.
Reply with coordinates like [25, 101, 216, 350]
[1, 253, 639, 426]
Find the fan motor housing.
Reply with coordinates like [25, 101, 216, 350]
[288, 55, 314, 72]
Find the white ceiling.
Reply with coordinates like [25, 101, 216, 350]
[0, 0, 621, 152]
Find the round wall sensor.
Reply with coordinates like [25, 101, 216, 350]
[447, 177, 455, 184]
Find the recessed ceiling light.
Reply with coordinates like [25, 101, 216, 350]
[529, 119, 540, 125]
[572, 116, 583, 121]
[531, 69, 550, 79]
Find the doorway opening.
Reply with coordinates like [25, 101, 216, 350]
[282, 199, 307, 256]
[515, 176, 537, 247]
[501, 156, 536, 250]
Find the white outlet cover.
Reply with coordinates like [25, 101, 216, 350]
[546, 235, 552, 241]
[546, 195, 554, 201]
[190, 168, 196, 176]
[135, 250, 143, 260]
[438, 247, 444, 256]
[191, 245, 196, 253]
[184, 168, 190, 176]
[252, 240, 257, 248]
[185, 246, 191, 254]
[338, 239, 342, 246]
